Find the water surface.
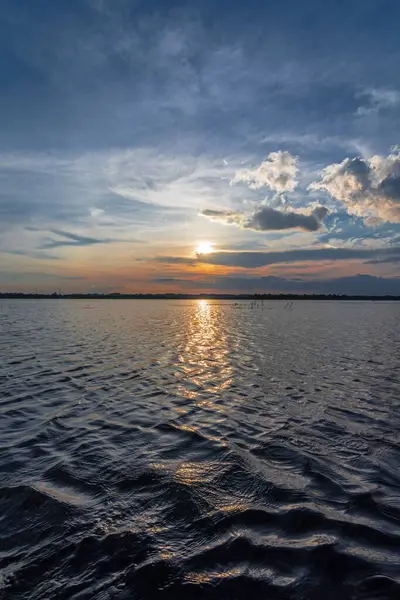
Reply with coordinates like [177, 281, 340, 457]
[1, 300, 400, 599]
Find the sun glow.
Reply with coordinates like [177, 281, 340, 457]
[195, 241, 214, 255]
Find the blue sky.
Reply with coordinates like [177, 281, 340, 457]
[1, 0, 400, 294]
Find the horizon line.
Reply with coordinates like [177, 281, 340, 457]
[1, 292, 400, 301]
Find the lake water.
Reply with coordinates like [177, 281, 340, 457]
[1, 299, 400, 599]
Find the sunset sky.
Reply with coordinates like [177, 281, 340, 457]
[1, 0, 400, 294]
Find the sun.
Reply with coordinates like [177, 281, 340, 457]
[195, 241, 214, 255]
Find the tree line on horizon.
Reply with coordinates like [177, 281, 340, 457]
[0, 292, 399, 300]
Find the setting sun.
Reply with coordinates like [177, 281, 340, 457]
[195, 241, 214, 255]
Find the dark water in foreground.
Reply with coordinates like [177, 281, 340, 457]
[1, 300, 400, 600]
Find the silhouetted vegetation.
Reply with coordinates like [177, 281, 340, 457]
[0, 292, 399, 301]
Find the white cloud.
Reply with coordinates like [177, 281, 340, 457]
[0, 148, 244, 215]
[103, 150, 248, 211]
[309, 151, 400, 224]
[230, 151, 299, 193]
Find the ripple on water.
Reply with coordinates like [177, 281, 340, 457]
[0, 299, 400, 599]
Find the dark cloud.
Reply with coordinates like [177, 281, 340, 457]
[201, 246, 400, 268]
[152, 256, 198, 265]
[245, 206, 328, 232]
[36, 229, 142, 250]
[38, 230, 115, 249]
[201, 205, 328, 232]
[365, 255, 400, 264]
[272, 274, 400, 295]
[150, 273, 400, 295]
[152, 277, 192, 283]
[155, 245, 400, 269]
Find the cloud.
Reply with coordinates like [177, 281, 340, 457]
[309, 151, 400, 224]
[151, 277, 194, 283]
[201, 208, 243, 224]
[156, 245, 400, 269]
[0, 148, 245, 221]
[200, 209, 245, 227]
[356, 88, 400, 116]
[245, 205, 328, 232]
[38, 230, 117, 249]
[149, 255, 198, 265]
[364, 256, 400, 264]
[268, 274, 400, 295]
[0, 271, 85, 284]
[0, 249, 60, 260]
[230, 151, 299, 192]
[203, 246, 400, 268]
[201, 205, 328, 232]
[150, 273, 400, 295]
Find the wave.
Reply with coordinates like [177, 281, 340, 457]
[1, 299, 400, 599]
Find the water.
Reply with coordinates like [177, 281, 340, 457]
[1, 299, 400, 599]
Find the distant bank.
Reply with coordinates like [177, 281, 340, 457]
[1, 292, 399, 301]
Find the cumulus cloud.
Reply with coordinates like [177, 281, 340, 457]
[309, 151, 400, 223]
[201, 205, 328, 232]
[230, 151, 299, 192]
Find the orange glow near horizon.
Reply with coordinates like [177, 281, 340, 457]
[1, 249, 396, 295]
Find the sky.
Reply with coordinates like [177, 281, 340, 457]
[1, 0, 400, 295]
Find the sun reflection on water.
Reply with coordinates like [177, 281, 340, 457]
[184, 567, 243, 584]
[167, 299, 235, 475]
[176, 300, 233, 398]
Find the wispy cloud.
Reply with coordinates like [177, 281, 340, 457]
[364, 255, 400, 264]
[0, 149, 244, 217]
[38, 230, 116, 249]
[0, 271, 85, 286]
[0, 249, 61, 261]
[356, 88, 400, 117]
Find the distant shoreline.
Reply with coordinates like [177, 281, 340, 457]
[1, 293, 399, 301]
